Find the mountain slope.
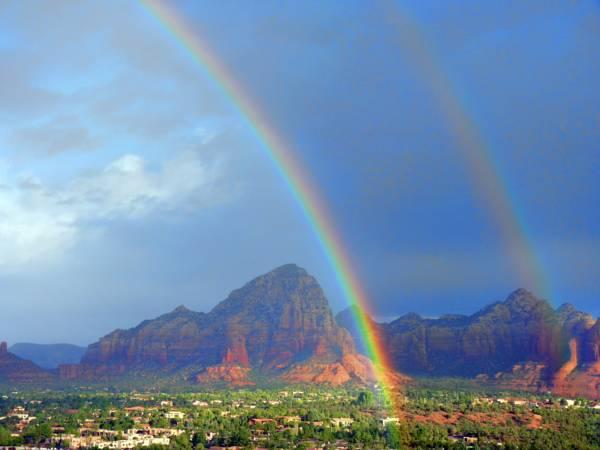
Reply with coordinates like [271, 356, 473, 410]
[9, 343, 86, 369]
[337, 289, 599, 398]
[63, 264, 392, 386]
[0, 342, 54, 384]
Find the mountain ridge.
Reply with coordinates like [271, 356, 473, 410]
[2, 267, 597, 398]
[0, 342, 54, 384]
[62, 264, 392, 387]
[9, 343, 87, 369]
[336, 289, 599, 398]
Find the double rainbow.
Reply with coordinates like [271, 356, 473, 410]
[138, 0, 551, 415]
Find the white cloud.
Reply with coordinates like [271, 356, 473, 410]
[0, 151, 221, 269]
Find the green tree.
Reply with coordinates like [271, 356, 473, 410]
[191, 431, 206, 448]
[170, 432, 192, 450]
[355, 391, 374, 407]
[385, 423, 402, 449]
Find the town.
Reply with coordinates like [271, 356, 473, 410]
[1, 387, 598, 449]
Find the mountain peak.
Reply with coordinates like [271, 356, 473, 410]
[557, 303, 576, 314]
[212, 264, 321, 316]
[267, 263, 308, 277]
[507, 288, 534, 299]
[503, 288, 545, 308]
[74, 264, 359, 381]
[399, 312, 423, 321]
[172, 305, 191, 314]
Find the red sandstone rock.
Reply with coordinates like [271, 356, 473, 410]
[0, 348, 53, 384]
[63, 264, 386, 387]
[282, 352, 410, 387]
[196, 365, 254, 386]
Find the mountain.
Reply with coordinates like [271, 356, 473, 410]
[61, 264, 399, 386]
[337, 289, 599, 399]
[9, 343, 87, 369]
[0, 342, 54, 384]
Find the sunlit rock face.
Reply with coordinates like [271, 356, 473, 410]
[65, 264, 392, 386]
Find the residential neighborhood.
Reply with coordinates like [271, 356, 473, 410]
[1, 388, 598, 449]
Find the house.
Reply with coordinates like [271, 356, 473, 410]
[449, 435, 479, 445]
[248, 418, 276, 426]
[280, 416, 301, 424]
[124, 406, 146, 413]
[8, 406, 29, 420]
[378, 417, 400, 427]
[95, 436, 171, 449]
[52, 425, 66, 434]
[205, 431, 217, 441]
[330, 418, 354, 427]
[165, 411, 185, 420]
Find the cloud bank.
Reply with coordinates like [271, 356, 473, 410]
[0, 151, 221, 268]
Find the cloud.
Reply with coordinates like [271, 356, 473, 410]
[0, 151, 223, 269]
[10, 116, 100, 156]
[0, 62, 61, 117]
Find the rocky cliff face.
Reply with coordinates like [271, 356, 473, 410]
[66, 265, 386, 386]
[551, 319, 600, 399]
[337, 289, 599, 398]
[0, 342, 54, 384]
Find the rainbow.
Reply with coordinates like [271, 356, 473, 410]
[138, 0, 400, 411]
[137, 0, 552, 416]
[381, 2, 551, 300]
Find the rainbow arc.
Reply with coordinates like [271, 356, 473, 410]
[138, 0, 551, 416]
[138, 0, 399, 411]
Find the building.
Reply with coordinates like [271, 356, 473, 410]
[248, 418, 276, 426]
[379, 417, 400, 427]
[165, 411, 185, 420]
[330, 418, 354, 427]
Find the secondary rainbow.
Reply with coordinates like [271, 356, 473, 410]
[138, 0, 400, 410]
[382, 1, 551, 300]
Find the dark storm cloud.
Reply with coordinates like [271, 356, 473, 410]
[0, 0, 598, 345]
[181, 0, 600, 313]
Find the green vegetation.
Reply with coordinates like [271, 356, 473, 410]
[0, 387, 598, 449]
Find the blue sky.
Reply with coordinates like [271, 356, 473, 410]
[0, 1, 598, 344]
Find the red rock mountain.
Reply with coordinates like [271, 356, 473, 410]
[0, 341, 54, 384]
[337, 289, 599, 399]
[62, 264, 394, 386]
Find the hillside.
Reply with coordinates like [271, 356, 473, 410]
[9, 343, 87, 369]
[0, 342, 54, 384]
[336, 289, 599, 398]
[61, 264, 398, 386]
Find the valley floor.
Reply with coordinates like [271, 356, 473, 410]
[0, 385, 598, 449]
